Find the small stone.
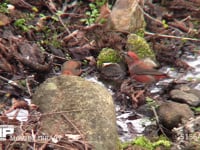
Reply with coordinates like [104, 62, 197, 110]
[100, 63, 126, 81]
[157, 101, 194, 129]
[170, 89, 200, 106]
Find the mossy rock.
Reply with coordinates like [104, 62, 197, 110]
[32, 75, 119, 150]
[97, 48, 121, 68]
[126, 34, 155, 60]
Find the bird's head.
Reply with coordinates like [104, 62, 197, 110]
[121, 51, 139, 66]
[61, 60, 82, 76]
[127, 51, 139, 61]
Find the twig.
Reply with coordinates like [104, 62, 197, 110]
[39, 140, 49, 150]
[44, 0, 78, 41]
[145, 31, 200, 42]
[0, 75, 26, 91]
[5, 109, 93, 118]
[43, 51, 66, 61]
[62, 0, 68, 12]
[0, 90, 9, 94]
[41, 109, 93, 116]
[32, 130, 36, 150]
[137, 3, 163, 25]
[61, 114, 88, 150]
[57, 15, 78, 41]
[151, 106, 167, 136]
[63, 30, 79, 42]
[136, 3, 200, 42]
[26, 78, 32, 96]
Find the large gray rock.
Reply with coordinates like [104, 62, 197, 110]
[32, 75, 119, 150]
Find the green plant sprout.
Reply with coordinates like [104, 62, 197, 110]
[0, 2, 9, 13]
[191, 106, 200, 113]
[80, 0, 107, 25]
[162, 19, 168, 28]
[14, 18, 36, 32]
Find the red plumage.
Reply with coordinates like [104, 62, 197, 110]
[124, 51, 168, 83]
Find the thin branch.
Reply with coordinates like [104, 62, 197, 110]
[137, 3, 163, 25]
[26, 78, 32, 96]
[137, 3, 200, 42]
[145, 31, 200, 42]
[44, 0, 78, 41]
[151, 106, 167, 136]
[61, 114, 88, 150]
[0, 75, 27, 91]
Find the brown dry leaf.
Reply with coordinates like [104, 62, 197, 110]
[0, 54, 15, 73]
[0, 13, 11, 26]
[175, 60, 191, 70]
[12, 98, 29, 110]
[0, 115, 20, 125]
[4, 98, 29, 115]
[69, 43, 94, 60]
[45, 0, 57, 12]
[10, 38, 51, 72]
[85, 56, 96, 66]
[168, 19, 190, 33]
[18, 42, 45, 64]
[96, 3, 111, 23]
[9, 0, 33, 10]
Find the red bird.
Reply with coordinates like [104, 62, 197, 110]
[124, 51, 168, 83]
[61, 60, 82, 76]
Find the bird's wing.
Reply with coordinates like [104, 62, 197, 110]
[129, 63, 165, 75]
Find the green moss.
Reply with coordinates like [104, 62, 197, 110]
[134, 136, 153, 149]
[120, 136, 171, 150]
[126, 34, 155, 60]
[97, 48, 121, 68]
[135, 28, 145, 37]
